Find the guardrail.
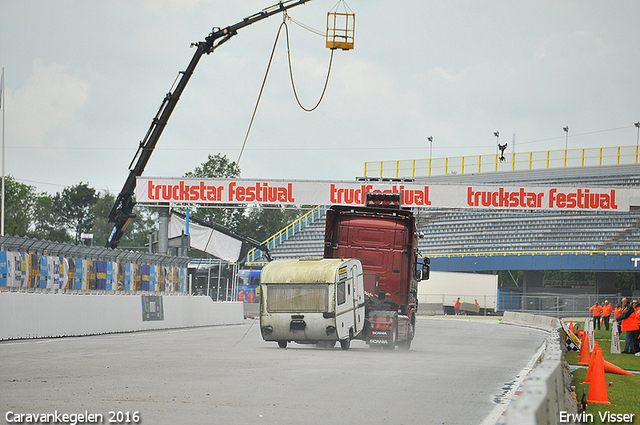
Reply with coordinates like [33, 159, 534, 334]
[364, 145, 640, 178]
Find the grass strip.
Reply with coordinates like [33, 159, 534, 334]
[564, 326, 639, 424]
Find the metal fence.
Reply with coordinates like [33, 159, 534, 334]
[419, 291, 626, 318]
[498, 291, 624, 318]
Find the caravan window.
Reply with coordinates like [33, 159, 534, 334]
[267, 284, 329, 312]
[337, 282, 345, 305]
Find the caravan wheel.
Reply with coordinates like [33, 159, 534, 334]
[340, 339, 351, 350]
[277, 341, 287, 349]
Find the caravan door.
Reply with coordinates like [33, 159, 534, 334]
[335, 259, 364, 340]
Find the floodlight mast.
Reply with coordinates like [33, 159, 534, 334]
[106, 0, 313, 249]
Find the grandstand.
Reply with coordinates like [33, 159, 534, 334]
[246, 147, 640, 286]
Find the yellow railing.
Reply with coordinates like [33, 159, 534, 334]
[245, 205, 328, 264]
[364, 146, 640, 178]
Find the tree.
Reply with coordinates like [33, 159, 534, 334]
[90, 192, 117, 246]
[2, 176, 36, 237]
[183, 154, 243, 229]
[91, 191, 157, 249]
[237, 205, 304, 243]
[58, 183, 98, 244]
[185, 153, 240, 179]
[30, 193, 71, 243]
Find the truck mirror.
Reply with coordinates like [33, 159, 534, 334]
[422, 264, 430, 281]
[419, 257, 430, 281]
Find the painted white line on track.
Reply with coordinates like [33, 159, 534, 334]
[480, 338, 547, 425]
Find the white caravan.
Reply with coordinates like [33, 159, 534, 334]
[259, 258, 365, 350]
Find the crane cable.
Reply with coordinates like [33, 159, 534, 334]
[284, 17, 334, 113]
[237, 13, 334, 165]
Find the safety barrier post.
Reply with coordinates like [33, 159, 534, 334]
[599, 148, 603, 166]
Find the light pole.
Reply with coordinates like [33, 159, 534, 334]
[635, 122, 640, 147]
[427, 136, 433, 160]
[563, 126, 569, 151]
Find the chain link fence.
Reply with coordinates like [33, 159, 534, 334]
[498, 291, 624, 318]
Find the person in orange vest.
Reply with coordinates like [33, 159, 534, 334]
[614, 303, 623, 333]
[601, 300, 613, 331]
[613, 298, 638, 354]
[589, 302, 602, 330]
[454, 297, 460, 315]
[634, 300, 640, 355]
[238, 290, 245, 303]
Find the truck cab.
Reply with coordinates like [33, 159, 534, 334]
[323, 194, 428, 349]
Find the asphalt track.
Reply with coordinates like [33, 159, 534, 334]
[1, 317, 547, 425]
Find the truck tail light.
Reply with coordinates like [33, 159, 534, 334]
[372, 322, 392, 330]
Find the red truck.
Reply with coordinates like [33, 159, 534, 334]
[323, 192, 429, 349]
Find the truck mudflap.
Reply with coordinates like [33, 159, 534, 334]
[366, 311, 397, 349]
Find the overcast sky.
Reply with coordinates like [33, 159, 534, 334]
[1, 0, 639, 195]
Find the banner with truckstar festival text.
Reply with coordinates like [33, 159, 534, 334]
[134, 177, 640, 212]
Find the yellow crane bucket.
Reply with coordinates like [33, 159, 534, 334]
[326, 2, 355, 50]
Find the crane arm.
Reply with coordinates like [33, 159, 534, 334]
[106, 0, 312, 248]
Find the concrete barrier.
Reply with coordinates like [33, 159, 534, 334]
[0, 292, 243, 340]
[499, 313, 578, 425]
[417, 303, 445, 315]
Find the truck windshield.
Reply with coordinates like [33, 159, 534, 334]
[266, 284, 329, 312]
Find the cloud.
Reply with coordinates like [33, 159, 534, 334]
[9, 60, 89, 147]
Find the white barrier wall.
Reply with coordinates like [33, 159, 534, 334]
[0, 292, 243, 340]
[500, 312, 578, 424]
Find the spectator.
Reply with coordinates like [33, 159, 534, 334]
[454, 297, 460, 315]
[614, 303, 623, 333]
[634, 300, 640, 354]
[613, 298, 638, 354]
[602, 300, 613, 331]
[589, 302, 602, 330]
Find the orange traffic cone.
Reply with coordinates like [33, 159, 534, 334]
[581, 341, 599, 384]
[570, 320, 575, 333]
[578, 332, 591, 365]
[587, 348, 611, 405]
[603, 360, 634, 376]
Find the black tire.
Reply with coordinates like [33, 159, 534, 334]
[340, 339, 351, 350]
[398, 322, 414, 350]
[397, 339, 412, 350]
[277, 341, 287, 349]
[383, 324, 397, 350]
